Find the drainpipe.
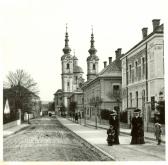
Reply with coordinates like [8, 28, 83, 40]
[126, 56, 128, 109]
[145, 43, 148, 101]
[145, 42, 148, 132]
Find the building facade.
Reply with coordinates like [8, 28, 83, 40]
[121, 19, 164, 130]
[82, 46, 123, 122]
[54, 26, 84, 115]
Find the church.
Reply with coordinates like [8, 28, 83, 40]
[54, 26, 85, 115]
[54, 25, 122, 119]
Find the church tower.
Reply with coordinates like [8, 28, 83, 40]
[61, 25, 73, 109]
[87, 27, 99, 81]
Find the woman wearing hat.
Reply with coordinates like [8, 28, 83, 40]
[109, 110, 120, 144]
[130, 109, 145, 144]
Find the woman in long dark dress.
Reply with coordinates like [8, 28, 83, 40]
[131, 109, 145, 144]
[109, 110, 120, 144]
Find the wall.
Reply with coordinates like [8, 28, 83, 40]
[3, 120, 20, 130]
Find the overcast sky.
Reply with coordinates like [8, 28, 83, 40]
[0, 0, 167, 101]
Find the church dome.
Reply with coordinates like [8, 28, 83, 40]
[73, 65, 83, 73]
[55, 89, 63, 94]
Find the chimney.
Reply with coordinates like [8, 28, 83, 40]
[103, 61, 107, 68]
[117, 48, 122, 56]
[109, 57, 112, 64]
[152, 19, 160, 31]
[116, 48, 122, 59]
[142, 28, 148, 39]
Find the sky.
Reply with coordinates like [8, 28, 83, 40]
[0, 0, 167, 101]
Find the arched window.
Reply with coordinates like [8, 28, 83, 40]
[93, 64, 96, 70]
[67, 63, 69, 69]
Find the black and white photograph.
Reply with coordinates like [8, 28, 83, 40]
[1, 0, 167, 162]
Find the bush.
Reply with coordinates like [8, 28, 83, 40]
[156, 100, 165, 124]
[120, 111, 128, 123]
[100, 109, 110, 120]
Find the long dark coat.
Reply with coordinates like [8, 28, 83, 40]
[109, 116, 120, 144]
[131, 116, 145, 144]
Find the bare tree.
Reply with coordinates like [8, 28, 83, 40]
[4, 69, 39, 95]
[3, 69, 39, 123]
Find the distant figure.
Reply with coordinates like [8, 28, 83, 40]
[75, 113, 78, 123]
[131, 109, 145, 144]
[78, 112, 81, 124]
[109, 110, 119, 144]
[72, 113, 75, 121]
[154, 118, 162, 145]
[78, 112, 81, 119]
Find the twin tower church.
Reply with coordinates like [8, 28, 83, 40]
[60, 26, 100, 109]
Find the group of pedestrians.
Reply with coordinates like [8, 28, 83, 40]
[107, 109, 162, 146]
[70, 112, 81, 123]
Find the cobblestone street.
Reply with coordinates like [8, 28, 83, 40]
[3, 116, 107, 161]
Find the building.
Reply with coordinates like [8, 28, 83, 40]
[82, 29, 123, 122]
[3, 85, 40, 123]
[54, 89, 63, 114]
[121, 19, 164, 131]
[69, 90, 84, 117]
[54, 26, 84, 115]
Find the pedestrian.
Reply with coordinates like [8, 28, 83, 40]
[72, 113, 75, 121]
[109, 110, 120, 144]
[75, 113, 78, 123]
[107, 125, 115, 146]
[78, 112, 81, 124]
[154, 115, 162, 145]
[130, 109, 145, 144]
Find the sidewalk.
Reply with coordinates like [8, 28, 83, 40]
[57, 116, 165, 161]
[3, 123, 29, 138]
[79, 118, 165, 143]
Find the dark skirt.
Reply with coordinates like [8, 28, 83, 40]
[131, 136, 145, 144]
[114, 135, 120, 144]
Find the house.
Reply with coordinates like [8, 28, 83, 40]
[120, 19, 164, 131]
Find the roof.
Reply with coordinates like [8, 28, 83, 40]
[61, 54, 73, 61]
[82, 57, 123, 89]
[73, 65, 83, 73]
[73, 55, 78, 60]
[87, 54, 99, 61]
[54, 89, 63, 94]
[99, 55, 123, 76]
[121, 24, 164, 60]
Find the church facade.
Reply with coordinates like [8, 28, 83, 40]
[54, 26, 84, 115]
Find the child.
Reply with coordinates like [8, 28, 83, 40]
[154, 122, 162, 145]
[107, 125, 115, 145]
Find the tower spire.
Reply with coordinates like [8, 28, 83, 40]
[73, 49, 75, 56]
[88, 25, 97, 55]
[63, 23, 71, 54]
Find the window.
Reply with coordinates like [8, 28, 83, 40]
[113, 85, 119, 96]
[67, 82, 70, 86]
[136, 91, 138, 108]
[142, 57, 145, 78]
[67, 63, 69, 69]
[130, 92, 132, 107]
[75, 76, 78, 84]
[142, 90, 145, 108]
[135, 61, 138, 80]
[93, 64, 96, 70]
[129, 65, 132, 83]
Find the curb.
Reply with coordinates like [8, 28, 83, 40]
[3, 125, 30, 138]
[57, 117, 115, 161]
